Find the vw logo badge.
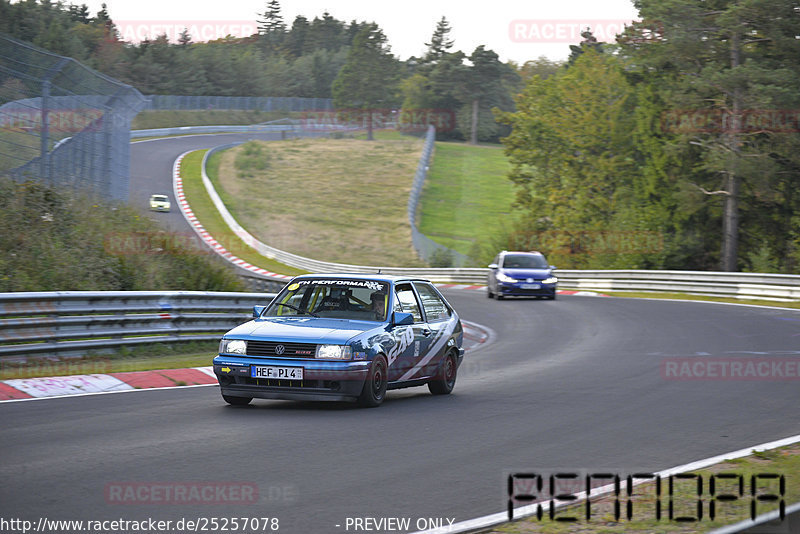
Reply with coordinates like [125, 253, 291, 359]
[275, 344, 285, 355]
[527, 278, 534, 283]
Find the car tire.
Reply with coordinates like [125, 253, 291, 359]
[496, 293, 504, 300]
[358, 356, 388, 407]
[428, 352, 457, 395]
[487, 288, 494, 299]
[222, 394, 252, 406]
[548, 293, 557, 300]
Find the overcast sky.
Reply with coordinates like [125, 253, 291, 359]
[82, 0, 641, 63]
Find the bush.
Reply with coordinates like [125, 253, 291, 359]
[0, 177, 244, 292]
[428, 248, 454, 268]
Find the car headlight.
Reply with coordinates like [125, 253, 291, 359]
[220, 339, 247, 355]
[542, 277, 558, 284]
[495, 272, 516, 283]
[316, 345, 352, 360]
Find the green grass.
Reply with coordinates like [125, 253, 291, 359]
[131, 110, 301, 130]
[605, 291, 800, 309]
[417, 141, 514, 259]
[179, 149, 307, 276]
[496, 443, 800, 533]
[214, 137, 427, 266]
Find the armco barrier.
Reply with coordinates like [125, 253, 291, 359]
[131, 120, 356, 139]
[0, 291, 275, 359]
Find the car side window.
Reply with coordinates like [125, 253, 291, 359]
[414, 283, 451, 322]
[395, 284, 422, 323]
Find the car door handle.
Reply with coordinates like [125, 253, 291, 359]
[421, 329, 432, 337]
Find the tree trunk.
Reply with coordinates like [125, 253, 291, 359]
[470, 99, 478, 145]
[721, 31, 741, 271]
[366, 109, 374, 141]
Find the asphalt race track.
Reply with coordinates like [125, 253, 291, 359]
[1, 135, 798, 532]
[2, 293, 799, 532]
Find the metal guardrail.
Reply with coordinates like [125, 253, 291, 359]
[143, 95, 332, 112]
[2, 269, 799, 359]
[131, 121, 352, 139]
[0, 291, 275, 359]
[408, 126, 471, 267]
[556, 269, 800, 301]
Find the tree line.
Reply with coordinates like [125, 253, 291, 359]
[497, 0, 800, 273]
[0, 0, 525, 142]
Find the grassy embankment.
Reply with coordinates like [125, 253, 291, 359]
[0, 172, 248, 379]
[417, 141, 515, 264]
[212, 133, 427, 266]
[179, 149, 306, 276]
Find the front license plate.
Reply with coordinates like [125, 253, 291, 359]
[520, 283, 541, 289]
[251, 366, 303, 380]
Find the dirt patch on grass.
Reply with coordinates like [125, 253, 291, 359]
[216, 137, 426, 266]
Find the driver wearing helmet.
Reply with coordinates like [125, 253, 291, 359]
[370, 291, 386, 320]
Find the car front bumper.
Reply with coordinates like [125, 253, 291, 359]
[213, 356, 371, 402]
[497, 282, 557, 297]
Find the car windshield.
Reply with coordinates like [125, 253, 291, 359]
[502, 254, 548, 269]
[264, 279, 390, 321]
[151, 195, 168, 201]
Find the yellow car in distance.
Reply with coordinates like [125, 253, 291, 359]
[149, 194, 171, 212]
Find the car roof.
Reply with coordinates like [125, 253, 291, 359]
[290, 273, 432, 284]
[501, 250, 545, 256]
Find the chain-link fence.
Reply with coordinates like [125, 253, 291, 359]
[144, 95, 331, 111]
[408, 125, 471, 267]
[0, 33, 146, 200]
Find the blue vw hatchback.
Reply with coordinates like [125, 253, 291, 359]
[487, 251, 558, 300]
[214, 274, 464, 407]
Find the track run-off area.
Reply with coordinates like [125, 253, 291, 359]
[1, 134, 798, 533]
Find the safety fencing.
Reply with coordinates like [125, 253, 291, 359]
[143, 95, 331, 112]
[0, 33, 147, 200]
[0, 291, 275, 359]
[131, 119, 352, 139]
[407, 125, 471, 267]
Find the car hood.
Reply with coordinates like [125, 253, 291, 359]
[225, 317, 377, 344]
[501, 268, 552, 279]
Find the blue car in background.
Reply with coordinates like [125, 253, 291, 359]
[214, 274, 464, 407]
[487, 251, 558, 300]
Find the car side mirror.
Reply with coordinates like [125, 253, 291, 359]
[550, 265, 556, 270]
[253, 305, 266, 318]
[392, 312, 414, 326]
[488, 263, 498, 270]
